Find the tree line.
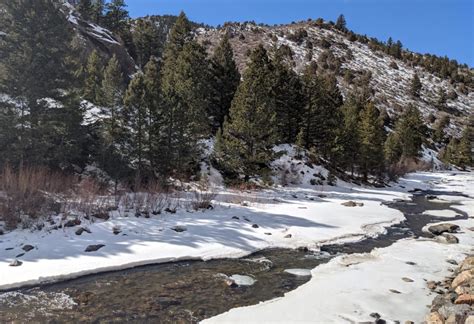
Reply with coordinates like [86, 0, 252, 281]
[0, 0, 472, 189]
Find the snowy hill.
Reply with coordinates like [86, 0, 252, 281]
[196, 21, 473, 134]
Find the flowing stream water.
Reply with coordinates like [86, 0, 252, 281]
[0, 190, 468, 323]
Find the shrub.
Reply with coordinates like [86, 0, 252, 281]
[0, 165, 74, 229]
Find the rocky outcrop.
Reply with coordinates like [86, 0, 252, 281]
[426, 255, 474, 323]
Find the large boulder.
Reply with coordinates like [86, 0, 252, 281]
[452, 270, 474, 289]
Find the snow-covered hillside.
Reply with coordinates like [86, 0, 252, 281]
[197, 21, 473, 134]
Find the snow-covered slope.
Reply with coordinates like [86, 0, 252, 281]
[197, 22, 473, 134]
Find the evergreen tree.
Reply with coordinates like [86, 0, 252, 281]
[104, 0, 129, 33]
[410, 73, 422, 98]
[98, 55, 128, 189]
[209, 33, 241, 133]
[433, 114, 450, 144]
[160, 13, 211, 178]
[435, 88, 447, 110]
[394, 104, 427, 159]
[384, 132, 402, 165]
[272, 47, 304, 143]
[214, 45, 277, 181]
[123, 73, 148, 179]
[335, 14, 347, 31]
[84, 50, 103, 103]
[358, 102, 385, 181]
[142, 57, 164, 177]
[132, 18, 161, 68]
[77, 0, 94, 21]
[457, 126, 473, 169]
[91, 0, 105, 24]
[338, 97, 362, 174]
[0, 0, 85, 169]
[301, 69, 343, 161]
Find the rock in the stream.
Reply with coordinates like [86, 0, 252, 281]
[22, 245, 34, 252]
[284, 234, 292, 239]
[252, 224, 259, 228]
[428, 223, 460, 235]
[231, 216, 240, 220]
[436, 233, 459, 244]
[85, 244, 105, 252]
[446, 259, 458, 265]
[9, 259, 22, 267]
[402, 277, 414, 282]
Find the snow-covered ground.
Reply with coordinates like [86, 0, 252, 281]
[205, 172, 474, 323]
[0, 172, 472, 323]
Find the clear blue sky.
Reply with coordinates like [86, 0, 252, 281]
[125, 0, 473, 66]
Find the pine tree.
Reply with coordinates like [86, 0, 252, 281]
[209, 33, 240, 133]
[384, 132, 402, 165]
[272, 47, 304, 143]
[101, 55, 125, 140]
[301, 69, 343, 161]
[104, 0, 129, 33]
[457, 126, 473, 169]
[84, 50, 103, 104]
[435, 88, 447, 110]
[335, 14, 347, 32]
[77, 0, 94, 21]
[214, 45, 277, 181]
[123, 73, 148, 179]
[433, 114, 450, 144]
[338, 97, 362, 174]
[410, 73, 422, 98]
[160, 13, 211, 178]
[394, 104, 427, 159]
[132, 18, 161, 68]
[91, 0, 105, 24]
[0, 0, 84, 169]
[358, 102, 385, 181]
[97, 55, 128, 189]
[142, 57, 164, 177]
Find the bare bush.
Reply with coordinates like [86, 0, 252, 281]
[387, 158, 433, 180]
[0, 165, 75, 229]
[190, 179, 217, 211]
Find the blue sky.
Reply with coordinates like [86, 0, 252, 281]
[126, 0, 473, 66]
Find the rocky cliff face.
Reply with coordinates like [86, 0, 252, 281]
[62, 1, 137, 78]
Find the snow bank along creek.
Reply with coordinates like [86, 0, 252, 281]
[0, 189, 469, 323]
